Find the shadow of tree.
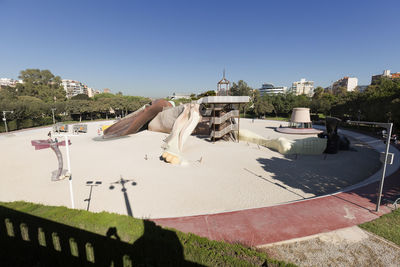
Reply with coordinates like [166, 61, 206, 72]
[0, 206, 203, 266]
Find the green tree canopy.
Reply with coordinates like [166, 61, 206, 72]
[230, 80, 253, 96]
[16, 69, 66, 102]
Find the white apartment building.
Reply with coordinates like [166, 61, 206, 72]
[332, 77, 358, 92]
[259, 83, 287, 96]
[291, 78, 314, 96]
[0, 78, 22, 87]
[62, 79, 87, 98]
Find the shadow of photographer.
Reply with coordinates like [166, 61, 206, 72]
[0, 205, 203, 266]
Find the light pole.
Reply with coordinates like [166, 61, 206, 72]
[53, 133, 76, 209]
[51, 108, 57, 124]
[347, 120, 393, 212]
[2, 110, 14, 132]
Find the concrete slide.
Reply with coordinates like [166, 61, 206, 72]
[103, 99, 173, 139]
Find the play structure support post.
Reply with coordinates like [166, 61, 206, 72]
[64, 135, 75, 209]
[376, 123, 393, 212]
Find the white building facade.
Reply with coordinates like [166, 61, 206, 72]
[291, 78, 314, 96]
[62, 79, 88, 98]
[259, 83, 287, 96]
[332, 77, 358, 92]
[0, 78, 22, 87]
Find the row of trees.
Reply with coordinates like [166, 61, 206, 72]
[228, 78, 400, 130]
[0, 69, 150, 131]
[1, 69, 399, 132]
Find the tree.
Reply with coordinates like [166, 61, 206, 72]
[312, 87, 324, 99]
[197, 90, 216, 98]
[17, 69, 66, 102]
[71, 94, 90, 100]
[230, 80, 252, 96]
[254, 95, 274, 117]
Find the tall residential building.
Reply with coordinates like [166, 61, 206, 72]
[259, 83, 287, 96]
[371, 70, 400, 84]
[332, 77, 358, 92]
[290, 78, 314, 96]
[62, 79, 86, 98]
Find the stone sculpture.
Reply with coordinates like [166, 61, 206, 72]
[239, 129, 327, 155]
[103, 99, 173, 139]
[103, 100, 202, 164]
[31, 139, 71, 181]
[160, 103, 201, 164]
[318, 117, 350, 154]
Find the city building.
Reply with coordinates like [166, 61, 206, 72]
[61, 79, 87, 98]
[259, 83, 287, 96]
[290, 78, 314, 96]
[371, 70, 400, 84]
[0, 78, 22, 88]
[103, 88, 111, 93]
[331, 76, 358, 92]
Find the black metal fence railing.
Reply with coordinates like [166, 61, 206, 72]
[0, 206, 199, 267]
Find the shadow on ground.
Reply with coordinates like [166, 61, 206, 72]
[256, 141, 381, 196]
[0, 206, 202, 266]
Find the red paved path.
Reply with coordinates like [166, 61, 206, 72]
[153, 161, 400, 246]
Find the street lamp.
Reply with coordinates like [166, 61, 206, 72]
[51, 108, 57, 124]
[2, 110, 14, 132]
[347, 120, 393, 212]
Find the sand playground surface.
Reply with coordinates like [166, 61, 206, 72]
[0, 119, 382, 219]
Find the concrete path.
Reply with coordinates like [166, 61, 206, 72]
[153, 130, 400, 246]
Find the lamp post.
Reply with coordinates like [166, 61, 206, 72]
[51, 108, 57, 124]
[52, 133, 76, 209]
[2, 110, 14, 132]
[347, 120, 393, 212]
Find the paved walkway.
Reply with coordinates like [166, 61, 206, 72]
[153, 130, 400, 246]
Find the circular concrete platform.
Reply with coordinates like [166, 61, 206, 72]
[276, 127, 323, 135]
[0, 119, 382, 219]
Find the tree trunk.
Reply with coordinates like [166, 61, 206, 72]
[79, 114, 82, 122]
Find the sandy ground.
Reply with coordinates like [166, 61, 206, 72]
[262, 226, 400, 267]
[0, 119, 381, 218]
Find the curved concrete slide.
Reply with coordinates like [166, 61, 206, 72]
[161, 103, 202, 164]
[103, 99, 173, 139]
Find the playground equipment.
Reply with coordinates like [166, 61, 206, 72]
[31, 139, 71, 181]
[72, 124, 87, 134]
[101, 96, 250, 164]
[53, 123, 68, 133]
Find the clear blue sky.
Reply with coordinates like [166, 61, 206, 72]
[1, 0, 399, 97]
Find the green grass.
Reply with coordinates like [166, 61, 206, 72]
[0, 201, 295, 266]
[360, 209, 400, 246]
[263, 117, 289, 121]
